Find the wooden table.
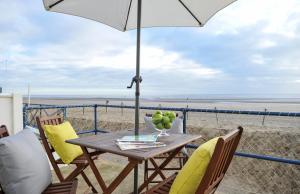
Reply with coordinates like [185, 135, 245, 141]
[67, 131, 201, 194]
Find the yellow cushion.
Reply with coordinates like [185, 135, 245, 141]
[169, 137, 219, 194]
[44, 121, 83, 164]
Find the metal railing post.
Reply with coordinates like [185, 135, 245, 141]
[183, 109, 187, 134]
[23, 104, 28, 128]
[94, 104, 98, 135]
[186, 104, 189, 120]
[63, 108, 67, 119]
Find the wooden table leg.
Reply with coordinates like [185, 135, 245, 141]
[82, 146, 141, 194]
[138, 146, 184, 193]
[81, 146, 107, 192]
[104, 159, 140, 194]
[149, 158, 166, 180]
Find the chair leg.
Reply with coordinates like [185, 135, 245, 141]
[144, 160, 149, 190]
[81, 171, 98, 193]
[65, 164, 86, 182]
[179, 157, 182, 168]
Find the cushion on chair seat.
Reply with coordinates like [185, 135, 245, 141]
[0, 130, 52, 194]
[44, 121, 83, 164]
[169, 137, 219, 194]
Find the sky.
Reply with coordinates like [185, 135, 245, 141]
[0, 0, 300, 98]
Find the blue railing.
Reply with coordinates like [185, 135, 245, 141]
[23, 103, 300, 166]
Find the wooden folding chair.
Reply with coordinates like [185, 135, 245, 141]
[36, 116, 102, 193]
[144, 126, 243, 194]
[0, 125, 9, 193]
[144, 114, 188, 185]
[42, 180, 78, 194]
[0, 125, 9, 138]
[0, 125, 78, 194]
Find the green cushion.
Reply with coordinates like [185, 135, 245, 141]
[169, 137, 219, 194]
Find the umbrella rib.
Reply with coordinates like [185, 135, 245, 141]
[178, 0, 202, 26]
[124, 0, 133, 31]
[48, 0, 65, 9]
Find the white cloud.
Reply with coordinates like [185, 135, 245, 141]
[206, 0, 300, 38]
[251, 54, 268, 65]
[257, 39, 277, 49]
[0, 1, 40, 46]
[0, 2, 218, 80]
[8, 42, 221, 78]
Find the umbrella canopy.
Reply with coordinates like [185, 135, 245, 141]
[43, 0, 235, 31]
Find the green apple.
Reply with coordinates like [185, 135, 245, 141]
[155, 123, 164, 129]
[169, 117, 174, 123]
[152, 114, 163, 124]
[169, 112, 176, 121]
[154, 110, 163, 115]
[162, 116, 170, 125]
[163, 111, 170, 117]
[164, 122, 172, 129]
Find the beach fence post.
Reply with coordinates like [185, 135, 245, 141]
[215, 107, 219, 125]
[82, 107, 85, 115]
[182, 109, 187, 134]
[262, 108, 267, 126]
[121, 102, 124, 116]
[105, 100, 109, 113]
[39, 104, 42, 118]
[94, 104, 98, 134]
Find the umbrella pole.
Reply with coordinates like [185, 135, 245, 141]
[135, 0, 142, 137]
[134, 0, 142, 193]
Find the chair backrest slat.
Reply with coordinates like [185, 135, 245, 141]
[214, 137, 234, 182]
[0, 125, 9, 138]
[196, 126, 243, 194]
[37, 116, 63, 153]
[36, 116, 65, 181]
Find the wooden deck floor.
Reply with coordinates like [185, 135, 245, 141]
[51, 155, 145, 194]
[51, 154, 230, 194]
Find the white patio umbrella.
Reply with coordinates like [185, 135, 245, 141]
[42, 0, 236, 192]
